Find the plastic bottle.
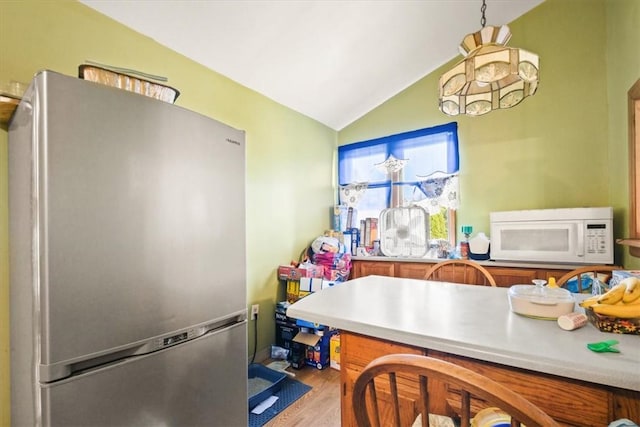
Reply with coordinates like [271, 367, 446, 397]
[460, 225, 472, 260]
[460, 240, 470, 260]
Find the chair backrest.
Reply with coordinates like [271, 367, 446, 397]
[352, 354, 560, 427]
[556, 265, 622, 293]
[424, 260, 497, 287]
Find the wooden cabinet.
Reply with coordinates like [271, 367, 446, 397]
[429, 351, 611, 426]
[351, 260, 396, 278]
[395, 262, 433, 279]
[351, 260, 435, 281]
[484, 267, 573, 286]
[340, 332, 425, 427]
[352, 260, 572, 288]
[340, 332, 640, 427]
[483, 266, 538, 286]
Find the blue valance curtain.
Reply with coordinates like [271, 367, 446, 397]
[337, 122, 460, 214]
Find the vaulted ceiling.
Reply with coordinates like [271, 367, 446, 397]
[81, 0, 544, 130]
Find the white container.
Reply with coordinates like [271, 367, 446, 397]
[557, 312, 588, 331]
[508, 280, 575, 320]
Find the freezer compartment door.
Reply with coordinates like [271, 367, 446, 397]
[41, 322, 247, 427]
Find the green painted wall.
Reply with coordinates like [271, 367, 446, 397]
[0, 2, 336, 425]
[339, 0, 640, 270]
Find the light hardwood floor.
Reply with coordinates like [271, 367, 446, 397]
[263, 364, 341, 427]
[259, 362, 455, 427]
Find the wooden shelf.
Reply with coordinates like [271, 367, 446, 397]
[617, 238, 640, 257]
[617, 238, 640, 248]
[1, 95, 20, 129]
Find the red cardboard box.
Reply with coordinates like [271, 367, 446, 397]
[278, 264, 324, 281]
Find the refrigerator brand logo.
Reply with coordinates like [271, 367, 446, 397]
[226, 138, 241, 146]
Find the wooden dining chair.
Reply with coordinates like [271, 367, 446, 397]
[424, 259, 497, 287]
[352, 354, 560, 427]
[556, 265, 622, 293]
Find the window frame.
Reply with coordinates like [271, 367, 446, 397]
[338, 122, 459, 247]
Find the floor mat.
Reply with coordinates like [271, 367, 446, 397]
[248, 377, 312, 427]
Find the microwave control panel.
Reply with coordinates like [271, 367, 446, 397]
[585, 223, 610, 256]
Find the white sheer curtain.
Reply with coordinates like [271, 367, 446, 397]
[415, 172, 460, 214]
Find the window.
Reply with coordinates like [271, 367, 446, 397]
[338, 122, 459, 244]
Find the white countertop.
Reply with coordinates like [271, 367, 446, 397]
[287, 275, 640, 392]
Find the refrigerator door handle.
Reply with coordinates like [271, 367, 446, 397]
[40, 312, 247, 383]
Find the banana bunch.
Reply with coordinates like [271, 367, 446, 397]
[579, 277, 640, 318]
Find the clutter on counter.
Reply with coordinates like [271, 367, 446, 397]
[331, 205, 494, 262]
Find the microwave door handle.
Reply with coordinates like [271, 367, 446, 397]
[576, 224, 585, 257]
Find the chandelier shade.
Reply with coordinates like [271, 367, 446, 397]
[439, 24, 539, 117]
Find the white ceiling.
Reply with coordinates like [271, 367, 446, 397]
[80, 0, 544, 130]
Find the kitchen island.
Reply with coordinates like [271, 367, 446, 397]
[287, 275, 640, 427]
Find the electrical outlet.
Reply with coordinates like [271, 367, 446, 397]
[251, 304, 259, 320]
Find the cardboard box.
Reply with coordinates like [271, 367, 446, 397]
[275, 311, 296, 326]
[278, 264, 324, 281]
[296, 318, 324, 329]
[286, 280, 299, 303]
[275, 323, 300, 349]
[292, 328, 337, 370]
[299, 277, 312, 292]
[330, 334, 341, 370]
[290, 341, 306, 370]
[275, 302, 298, 350]
[331, 205, 349, 232]
[300, 277, 324, 293]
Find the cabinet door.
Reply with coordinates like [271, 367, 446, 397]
[396, 262, 435, 279]
[352, 260, 395, 279]
[340, 332, 425, 427]
[484, 267, 538, 287]
[426, 263, 485, 285]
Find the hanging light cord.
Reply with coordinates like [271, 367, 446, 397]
[480, 0, 487, 28]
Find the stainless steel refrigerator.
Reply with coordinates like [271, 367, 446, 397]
[9, 70, 248, 426]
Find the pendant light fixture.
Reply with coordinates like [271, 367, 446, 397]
[438, 0, 539, 116]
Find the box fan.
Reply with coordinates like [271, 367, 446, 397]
[379, 206, 429, 257]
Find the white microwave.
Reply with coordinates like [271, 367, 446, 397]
[489, 207, 614, 264]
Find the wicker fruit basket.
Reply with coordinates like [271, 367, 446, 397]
[585, 307, 640, 335]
